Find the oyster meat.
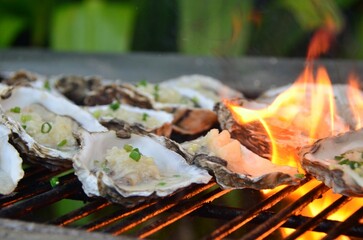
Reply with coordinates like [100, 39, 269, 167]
[0, 123, 24, 195]
[73, 123, 212, 204]
[301, 129, 363, 197]
[85, 102, 173, 137]
[0, 85, 107, 169]
[182, 129, 301, 189]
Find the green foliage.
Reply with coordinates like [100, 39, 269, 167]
[0, 14, 25, 47]
[51, 0, 136, 52]
[178, 0, 253, 56]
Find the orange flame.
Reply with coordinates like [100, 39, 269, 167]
[347, 73, 363, 129]
[226, 20, 362, 239]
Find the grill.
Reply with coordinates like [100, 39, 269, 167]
[0, 50, 362, 239]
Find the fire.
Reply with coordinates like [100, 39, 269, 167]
[347, 73, 363, 129]
[227, 64, 348, 168]
[226, 21, 362, 239]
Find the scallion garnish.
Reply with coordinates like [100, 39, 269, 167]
[137, 80, 148, 87]
[109, 101, 120, 111]
[22, 125, 27, 129]
[129, 148, 141, 161]
[191, 97, 199, 106]
[294, 173, 305, 179]
[101, 161, 110, 173]
[142, 113, 149, 121]
[92, 110, 102, 119]
[41, 122, 52, 133]
[49, 169, 74, 188]
[123, 144, 133, 152]
[21, 115, 32, 123]
[57, 139, 67, 147]
[157, 182, 166, 186]
[44, 80, 51, 91]
[153, 84, 160, 101]
[10, 106, 21, 113]
[334, 155, 344, 161]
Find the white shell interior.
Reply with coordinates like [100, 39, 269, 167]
[74, 130, 212, 197]
[0, 124, 24, 194]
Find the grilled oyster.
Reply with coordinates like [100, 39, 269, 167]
[73, 123, 212, 204]
[0, 85, 107, 169]
[182, 129, 301, 189]
[85, 103, 173, 137]
[301, 129, 363, 197]
[0, 123, 24, 195]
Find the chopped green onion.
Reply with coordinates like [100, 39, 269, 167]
[191, 97, 199, 106]
[10, 106, 21, 113]
[137, 80, 148, 87]
[101, 161, 110, 173]
[92, 110, 102, 119]
[157, 182, 166, 186]
[334, 155, 344, 161]
[123, 144, 133, 152]
[44, 80, 51, 91]
[173, 174, 181, 177]
[142, 113, 149, 121]
[41, 122, 52, 133]
[294, 173, 305, 179]
[57, 139, 67, 147]
[109, 101, 120, 111]
[129, 148, 141, 161]
[153, 84, 160, 101]
[50, 178, 60, 188]
[49, 169, 74, 188]
[22, 125, 27, 129]
[21, 115, 32, 123]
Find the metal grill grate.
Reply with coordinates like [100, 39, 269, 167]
[0, 165, 362, 239]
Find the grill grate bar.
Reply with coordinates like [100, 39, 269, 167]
[48, 199, 111, 226]
[285, 195, 351, 240]
[100, 182, 216, 235]
[0, 167, 64, 208]
[240, 183, 329, 240]
[136, 188, 230, 238]
[0, 177, 80, 219]
[322, 206, 363, 240]
[206, 177, 311, 239]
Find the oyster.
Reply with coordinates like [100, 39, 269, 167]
[86, 103, 173, 137]
[73, 123, 212, 204]
[182, 129, 301, 189]
[54, 75, 102, 105]
[0, 85, 107, 169]
[0, 123, 24, 195]
[301, 129, 363, 197]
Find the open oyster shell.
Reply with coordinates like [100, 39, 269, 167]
[300, 129, 363, 197]
[85, 103, 173, 137]
[73, 122, 212, 204]
[182, 129, 301, 190]
[0, 85, 107, 169]
[0, 123, 24, 195]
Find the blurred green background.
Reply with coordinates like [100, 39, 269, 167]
[0, 0, 362, 58]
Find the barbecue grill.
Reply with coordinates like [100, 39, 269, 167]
[0, 50, 362, 239]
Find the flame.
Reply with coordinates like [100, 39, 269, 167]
[347, 73, 363, 129]
[227, 21, 361, 239]
[227, 65, 348, 168]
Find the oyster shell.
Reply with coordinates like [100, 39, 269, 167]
[0, 123, 24, 195]
[0, 85, 107, 169]
[73, 123, 212, 204]
[182, 129, 301, 189]
[301, 129, 363, 197]
[54, 75, 103, 105]
[85, 103, 173, 137]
